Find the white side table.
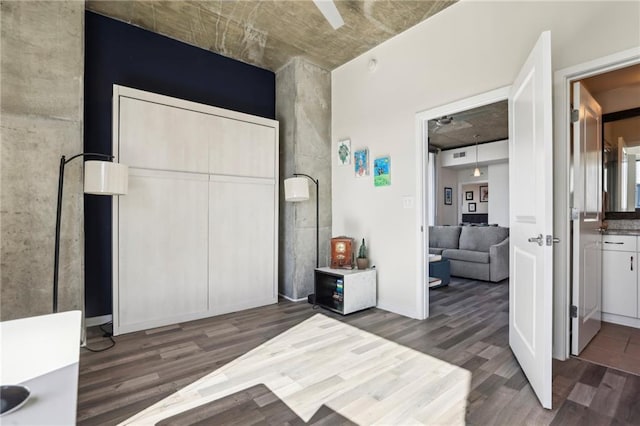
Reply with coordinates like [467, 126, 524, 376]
[314, 267, 377, 315]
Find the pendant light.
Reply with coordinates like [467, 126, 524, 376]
[472, 134, 482, 177]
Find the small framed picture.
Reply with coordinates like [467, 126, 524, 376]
[337, 139, 351, 166]
[444, 187, 452, 205]
[354, 149, 369, 177]
[465, 191, 474, 201]
[469, 202, 476, 212]
[374, 156, 391, 187]
[480, 185, 488, 202]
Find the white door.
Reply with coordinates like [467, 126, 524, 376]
[571, 82, 603, 355]
[508, 31, 553, 409]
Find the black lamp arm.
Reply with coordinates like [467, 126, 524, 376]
[53, 152, 115, 313]
[63, 152, 114, 165]
[292, 173, 318, 186]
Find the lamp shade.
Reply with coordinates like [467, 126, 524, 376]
[84, 161, 128, 195]
[284, 177, 309, 202]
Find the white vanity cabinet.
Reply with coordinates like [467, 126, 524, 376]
[601, 234, 639, 326]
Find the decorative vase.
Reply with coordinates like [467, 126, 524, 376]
[356, 258, 369, 270]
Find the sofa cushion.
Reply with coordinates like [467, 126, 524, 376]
[429, 248, 445, 255]
[459, 226, 509, 252]
[429, 226, 461, 250]
[442, 249, 490, 264]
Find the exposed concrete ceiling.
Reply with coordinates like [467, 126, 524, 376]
[429, 63, 640, 150]
[86, 0, 457, 72]
[428, 100, 509, 150]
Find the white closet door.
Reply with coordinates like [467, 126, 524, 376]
[119, 97, 211, 173]
[117, 169, 209, 333]
[208, 117, 276, 179]
[209, 177, 276, 314]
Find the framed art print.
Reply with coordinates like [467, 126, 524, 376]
[469, 202, 476, 212]
[465, 191, 474, 201]
[354, 149, 369, 177]
[480, 185, 488, 202]
[374, 156, 390, 187]
[337, 139, 351, 166]
[444, 187, 452, 205]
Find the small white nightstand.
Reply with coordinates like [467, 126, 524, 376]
[314, 267, 377, 315]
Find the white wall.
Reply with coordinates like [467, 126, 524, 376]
[488, 162, 509, 226]
[436, 156, 458, 225]
[440, 140, 508, 168]
[461, 183, 488, 214]
[457, 167, 487, 221]
[331, 1, 640, 318]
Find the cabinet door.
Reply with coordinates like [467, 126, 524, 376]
[208, 117, 276, 179]
[119, 97, 211, 173]
[209, 177, 276, 314]
[116, 170, 209, 333]
[602, 250, 637, 318]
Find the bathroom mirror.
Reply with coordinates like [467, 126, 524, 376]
[603, 108, 640, 218]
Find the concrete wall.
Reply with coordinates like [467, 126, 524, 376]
[332, 1, 640, 318]
[1, 1, 85, 320]
[277, 58, 331, 300]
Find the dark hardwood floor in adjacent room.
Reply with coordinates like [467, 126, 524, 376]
[78, 278, 640, 425]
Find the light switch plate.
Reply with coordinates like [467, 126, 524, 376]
[402, 196, 414, 209]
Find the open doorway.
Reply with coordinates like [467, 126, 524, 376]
[569, 63, 640, 376]
[419, 90, 511, 308]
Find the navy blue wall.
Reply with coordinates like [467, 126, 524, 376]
[84, 11, 276, 317]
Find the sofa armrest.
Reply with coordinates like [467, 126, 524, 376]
[489, 237, 509, 282]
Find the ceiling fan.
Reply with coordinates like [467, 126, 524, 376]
[313, 0, 344, 30]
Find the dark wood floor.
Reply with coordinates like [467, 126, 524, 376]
[78, 278, 640, 425]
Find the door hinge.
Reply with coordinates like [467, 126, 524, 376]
[570, 207, 579, 221]
[571, 109, 579, 123]
[570, 305, 578, 318]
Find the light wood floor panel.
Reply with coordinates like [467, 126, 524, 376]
[120, 314, 471, 424]
[79, 278, 640, 425]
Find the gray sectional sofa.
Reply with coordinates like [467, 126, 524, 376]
[429, 225, 509, 282]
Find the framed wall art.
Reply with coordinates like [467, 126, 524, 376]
[373, 156, 390, 187]
[480, 185, 488, 202]
[354, 148, 369, 177]
[469, 202, 476, 212]
[444, 187, 452, 205]
[337, 139, 351, 166]
[465, 191, 474, 201]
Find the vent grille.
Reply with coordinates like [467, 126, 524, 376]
[453, 152, 466, 159]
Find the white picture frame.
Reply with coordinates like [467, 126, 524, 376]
[337, 139, 351, 166]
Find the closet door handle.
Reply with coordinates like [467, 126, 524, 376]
[604, 241, 624, 245]
[631, 256, 634, 271]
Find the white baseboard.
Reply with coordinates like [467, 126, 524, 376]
[85, 314, 113, 327]
[278, 293, 308, 303]
[602, 312, 640, 329]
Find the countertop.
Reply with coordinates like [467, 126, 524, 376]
[603, 229, 640, 236]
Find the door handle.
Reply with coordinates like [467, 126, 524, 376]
[604, 241, 624, 245]
[632, 256, 634, 272]
[528, 234, 544, 246]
